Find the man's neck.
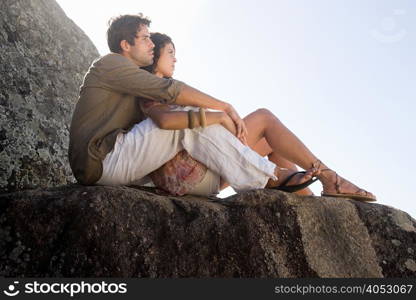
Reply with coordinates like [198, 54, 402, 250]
[120, 52, 141, 66]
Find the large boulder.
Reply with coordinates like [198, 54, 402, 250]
[0, 0, 99, 193]
[0, 186, 415, 277]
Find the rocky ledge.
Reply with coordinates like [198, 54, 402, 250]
[0, 186, 415, 277]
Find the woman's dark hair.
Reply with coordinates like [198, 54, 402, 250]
[107, 13, 151, 53]
[141, 32, 175, 74]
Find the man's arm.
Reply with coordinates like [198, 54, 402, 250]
[92, 54, 184, 104]
[174, 85, 248, 142]
[174, 85, 229, 111]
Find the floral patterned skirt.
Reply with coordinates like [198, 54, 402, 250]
[149, 150, 209, 196]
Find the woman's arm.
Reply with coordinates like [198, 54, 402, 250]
[148, 105, 237, 136]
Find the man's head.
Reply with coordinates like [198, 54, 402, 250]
[107, 14, 155, 66]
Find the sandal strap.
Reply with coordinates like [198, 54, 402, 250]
[278, 171, 306, 188]
[312, 159, 322, 169]
[335, 172, 341, 193]
[313, 159, 371, 198]
[312, 159, 332, 173]
[325, 169, 370, 197]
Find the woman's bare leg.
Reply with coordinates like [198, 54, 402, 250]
[251, 138, 314, 196]
[238, 109, 376, 199]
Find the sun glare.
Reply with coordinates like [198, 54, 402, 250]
[56, 0, 207, 55]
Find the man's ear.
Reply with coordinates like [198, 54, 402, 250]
[120, 40, 130, 52]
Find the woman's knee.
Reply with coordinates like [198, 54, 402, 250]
[255, 108, 278, 121]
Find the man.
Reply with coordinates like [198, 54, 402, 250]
[68, 14, 316, 192]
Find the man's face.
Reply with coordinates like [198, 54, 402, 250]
[122, 25, 154, 67]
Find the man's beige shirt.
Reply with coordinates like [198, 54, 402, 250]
[69, 53, 184, 185]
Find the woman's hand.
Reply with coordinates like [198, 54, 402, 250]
[224, 104, 248, 144]
[221, 113, 248, 145]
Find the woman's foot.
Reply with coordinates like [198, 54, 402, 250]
[266, 167, 319, 190]
[313, 160, 377, 202]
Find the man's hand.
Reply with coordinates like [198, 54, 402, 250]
[224, 104, 248, 145]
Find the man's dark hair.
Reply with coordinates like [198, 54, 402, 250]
[141, 32, 175, 74]
[107, 13, 151, 53]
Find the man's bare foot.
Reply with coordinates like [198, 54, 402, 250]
[317, 168, 376, 202]
[266, 167, 319, 189]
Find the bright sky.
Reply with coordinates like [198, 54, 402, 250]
[57, 0, 415, 218]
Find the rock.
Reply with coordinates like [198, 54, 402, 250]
[0, 0, 99, 193]
[0, 186, 415, 278]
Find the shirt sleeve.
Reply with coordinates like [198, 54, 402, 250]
[87, 54, 185, 104]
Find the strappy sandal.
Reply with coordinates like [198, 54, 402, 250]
[270, 171, 318, 193]
[312, 160, 377, 202]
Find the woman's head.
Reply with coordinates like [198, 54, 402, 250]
[142, 32, 176, 78]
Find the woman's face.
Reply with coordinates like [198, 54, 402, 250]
[155, 43, 176, 78]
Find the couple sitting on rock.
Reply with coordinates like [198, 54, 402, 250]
[68, 13, 376, 202]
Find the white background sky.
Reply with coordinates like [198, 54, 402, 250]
[57, 0, 415, 218]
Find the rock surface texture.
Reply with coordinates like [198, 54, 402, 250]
[0, 0, 99, 193]
[0, 187, 415, 278]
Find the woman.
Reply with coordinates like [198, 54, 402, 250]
[140, 33, 376, 202]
